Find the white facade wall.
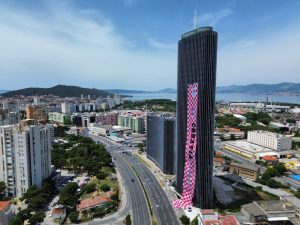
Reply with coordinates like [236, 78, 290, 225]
[247, 130, 292, 151]
[0, 124, 52, 197]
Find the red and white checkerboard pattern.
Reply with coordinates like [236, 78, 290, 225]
[173, 83, 198, 209]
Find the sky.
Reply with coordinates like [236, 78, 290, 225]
[0, 0, 300, 91]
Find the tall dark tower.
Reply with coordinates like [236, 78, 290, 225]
[176, 27, 217, 209]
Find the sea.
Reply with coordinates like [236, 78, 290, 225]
[123, 92, 300, 104]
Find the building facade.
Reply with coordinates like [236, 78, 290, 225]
[229, 162, 260, 180]
[26, 105, 48, 122]
[0, 124, 53, 197]
[48, 112, 71, 124]
[147, 114, 175, 175]
[176, 27, 217, 208]
[247, 130, 292, 151]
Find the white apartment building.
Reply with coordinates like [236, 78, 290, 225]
[247, 130, 292, 151]
[0, 124, 53, 197]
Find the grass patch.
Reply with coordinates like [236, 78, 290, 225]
[256, 191, 279, 200]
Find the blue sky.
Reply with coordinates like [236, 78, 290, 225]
[0, 0, 300, 90]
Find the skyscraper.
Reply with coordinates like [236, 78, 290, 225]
[175, 27, 217, 209]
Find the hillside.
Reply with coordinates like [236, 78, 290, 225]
[216, 82, 300, 94]
[1, 85, 113, 98]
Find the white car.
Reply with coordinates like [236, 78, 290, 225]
[48, 214, 52, 218]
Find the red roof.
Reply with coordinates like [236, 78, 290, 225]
[262, 155, 279, 161]
[51, 208, 66, 216]
[220, 215, 240, 225]
[215, 151, 224, 157]
[214, 157, 225, 164]
[201, 209, 216, 215]
[0, 201, 10, 212]
[204, 215, 239, 225]
[78, 195, 112, 211]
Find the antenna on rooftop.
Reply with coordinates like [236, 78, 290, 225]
[194, 10, 198, 29]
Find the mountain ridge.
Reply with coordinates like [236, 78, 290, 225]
[1, 85, 113, 98]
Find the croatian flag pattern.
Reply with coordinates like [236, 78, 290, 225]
[173, 83, 198, 209]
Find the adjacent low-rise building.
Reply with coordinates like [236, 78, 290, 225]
[48, 112, 71, 124]
[229, 162, 260, 180]
[241, 200, 297, 224]
[0, 201, 14, 225]
[247, 130, 292, 151]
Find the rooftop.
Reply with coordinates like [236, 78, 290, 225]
[0, 201, 11, 212]
[181, 26, 213, 39]
[204, 215, 240, 225]
[230, 162, 259, 172]
[77, 195, 112, 211]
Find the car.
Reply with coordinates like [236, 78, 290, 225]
[131, 179, 135, 182]
[48, 214, 52, 218]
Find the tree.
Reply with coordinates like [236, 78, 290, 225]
[59, 182, 79, 208]
[69, 211, 79, 223]
[100, 184, 110, 192]
[0, 181, 6, 194]
[295, 188, 300, 199]
[28, 211, 45, 225]
[9, 216, 22, 225]
[179, 215, 190, 225]
[96, 171, 108, 180]
[125, 214, 132, 225]
[83, 183, 96, 194]
[17, 208, 32, 224]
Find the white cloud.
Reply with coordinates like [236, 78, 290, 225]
[199, 8, 234, 26]
[218, 28, 300, 85]
[0, 4, 176, 90]
[147, 38, 177, 51]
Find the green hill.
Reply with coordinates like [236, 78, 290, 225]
[2, 85, 113, 98]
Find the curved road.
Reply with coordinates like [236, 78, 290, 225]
[90, 135, 151, 225]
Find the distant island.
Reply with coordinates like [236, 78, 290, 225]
[1, 82, 300, 97]
[216, 82, 300, 95]
[1, 85, 113, 98]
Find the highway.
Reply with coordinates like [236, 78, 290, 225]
[90, 134, 179, 225]
[121, 150, 179, 225]
[90, 135, 151, 225]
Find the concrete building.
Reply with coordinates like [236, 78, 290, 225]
[26, 105, 47, 122]
[48, 112, 71, 125]
[0, 124, 53, 197]
[0, 201, 14, 225]
[118, 114, 145, 133]
[61, 102, 70, 114]
[241, 200, 297, 224]
[0, 110, 19, 126]
[229, 162, 260, 180]
[247, 130, 292, 151]
[96, 112, 119, 126]
[147, 114, 175, 175]
[176, 26, 217, 208]
[224, 140, 295, 159]
[33, 96, 40, 105]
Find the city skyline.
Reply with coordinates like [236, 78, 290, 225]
[0, 0, 300, 90]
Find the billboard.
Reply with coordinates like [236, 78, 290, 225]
[173, 83, 198, 209]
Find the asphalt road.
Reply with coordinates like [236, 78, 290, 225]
[121, 151, 179, 225]
[90, 135, 151, 225]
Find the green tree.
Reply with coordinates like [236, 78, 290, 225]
[28, 211, 45, 225]
[0, 181, 6, 194]
[96, 171, 108, 180]
[179, 215, 190, 225]
[295, 188, 300, 199]
[100, 184, 110, 192]
[59, 182, 79, 208]
[9, 216, 22, 225]
[125, 214, 132, 225]
[69, 211, 79, 223]
[83, 183, 96, 194]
